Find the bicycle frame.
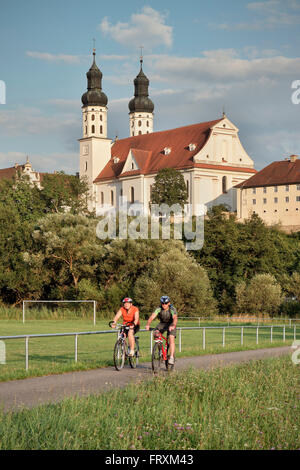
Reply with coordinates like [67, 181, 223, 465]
[153, 331, 169, 360]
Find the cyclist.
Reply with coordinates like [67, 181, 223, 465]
[111, 298, 140, 357]
[145, 295, 178, 365]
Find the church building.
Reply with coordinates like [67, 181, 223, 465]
[79, 50, 257, 215]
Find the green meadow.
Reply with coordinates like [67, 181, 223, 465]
[0, 356, 298, 450]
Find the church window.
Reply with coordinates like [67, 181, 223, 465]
[91, 114, 95, 121]
[138, 131, 142, 135]
[146, 121, 149, 127]
[111, 190, 114, 206]
[131, 162, 134, 170]
[100, 115, 102, 121]
[120, 188, 123, 197]
[186, 180, 189, 199]
[147, 131, 149, 134]
[101, 192, 104, 205]
[138, 120, 142, 127]
[130, 187, 134, 203]
[100, 125, 103, 134]
[85, 161, 87, 172]
[132, 131, 134, 136]
[91, 125, 95, 134]
[85, 126, 87, 134]
[222, 176, 227, 194]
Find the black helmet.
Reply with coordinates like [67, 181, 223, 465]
[160, 295, 170, 304]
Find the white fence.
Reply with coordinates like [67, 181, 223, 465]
[0, 324, 298, 371]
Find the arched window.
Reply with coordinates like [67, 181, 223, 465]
[91, 125, 95, 134]
[85, 126, 87, 134]
[111, 190, 114, 206]
[85, 161, 87, 172]
[138, 131, 142, 135]
[100, 192, 104, 206]
[100, 125, 103, 134]
[222, 176, 227, 194]
[186, 180, 189, 200]
[146, 121, 149, 127]
[130, 186, 134, 203]
[91, 114, 95, 121]
[138, 120, 142, 127]
[100, 114, 102, 121]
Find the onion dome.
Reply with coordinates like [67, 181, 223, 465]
[128, 58, 154, 113]
[81, 50, 108, 107]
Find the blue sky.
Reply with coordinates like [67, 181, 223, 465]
[1, 0, 300, 173]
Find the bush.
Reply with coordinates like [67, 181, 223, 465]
[235, 273, 283, 316]
[134, 247, 217, 317]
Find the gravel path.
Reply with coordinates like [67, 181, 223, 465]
[0, 346, 291, 412]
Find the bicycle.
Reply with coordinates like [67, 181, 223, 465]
[109, 321, 139, 371]
[151, 328, 175, 373]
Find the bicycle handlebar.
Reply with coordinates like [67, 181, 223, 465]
[108, 321, 132, 329]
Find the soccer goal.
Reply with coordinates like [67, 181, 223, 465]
[22, 300, 97, 325]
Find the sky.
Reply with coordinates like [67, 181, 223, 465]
[0, 0, 300, 174]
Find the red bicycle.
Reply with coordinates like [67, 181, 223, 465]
[151, 328, 175, 373]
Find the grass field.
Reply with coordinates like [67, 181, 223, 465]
[0, 356, 298, 450]
[0, 318, 298, 382]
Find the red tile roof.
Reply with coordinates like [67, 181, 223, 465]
[95, 119, 256, 183]
[235, 158, 300, 189]
[0, 167, 17, 180]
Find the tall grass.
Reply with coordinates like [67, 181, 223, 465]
[0, 356, 298, 450]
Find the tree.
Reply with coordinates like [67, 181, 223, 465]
[40, 172, 90, 215]
[26, 213, 104, 298]
[134, 245, 217, 317]
[150, 168, 188, 208]
[235, 273, 283, 316]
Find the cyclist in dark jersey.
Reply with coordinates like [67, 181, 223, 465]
[145, 296, 178, 365]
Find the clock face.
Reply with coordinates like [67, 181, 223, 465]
[82, 145, 89, 155]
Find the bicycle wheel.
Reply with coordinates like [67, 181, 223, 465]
[129, 339, 139, 369]
[152, 342, 163, 373]
[113, 339, 125, 371]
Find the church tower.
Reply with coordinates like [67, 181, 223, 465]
[128, 57, 154, 137]
[79, 48, 111, 210]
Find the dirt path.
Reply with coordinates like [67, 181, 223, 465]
[0, 346, 291, 412]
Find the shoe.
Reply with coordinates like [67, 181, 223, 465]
[168, 357, 175, 365]
[129, 350, 135, 357]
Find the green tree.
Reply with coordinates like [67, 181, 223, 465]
[151, 168, 188, 207]
[40, 172, 90, 215]
[27, 213, 104, 298]
[235, 273, 283, 316]
[134, 245, 217, 317]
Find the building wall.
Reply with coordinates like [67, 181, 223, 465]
[237, 183, 300, 227]
[129, 112, 153, 136]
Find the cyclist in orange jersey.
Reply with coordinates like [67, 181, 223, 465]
[111, 298, 140, 356]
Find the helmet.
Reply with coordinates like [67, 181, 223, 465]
[160, 295, 170, 304]
[122, 297, 133, 304]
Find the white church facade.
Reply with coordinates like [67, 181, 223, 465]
[79, 51, 256, 215]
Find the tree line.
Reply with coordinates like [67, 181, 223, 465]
[0, 171, 299, 317]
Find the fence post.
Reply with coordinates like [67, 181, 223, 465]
[241, 327, 244, 346]
[294, 325, 296, 341]
[93, 301, 96, 326]
[283, 325, 286, 342]
[75, 334, 78, 362]
[223, 327, 225, 347]
[25, 336, 29, 371]
[179, 328, 182, 353]
[271, 326, 273, 343]
[203, 328, 206, 350]
[256, 327, 259, 345]
[23, 301, 25, 324]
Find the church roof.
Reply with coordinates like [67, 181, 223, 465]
[94, 118, 256, 182]
[235, 156, 300, 188]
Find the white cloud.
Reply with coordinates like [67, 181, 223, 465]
[99, 6, 173, 50]
[213, 0, 300, 30]
[26, 51, 87, 64]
